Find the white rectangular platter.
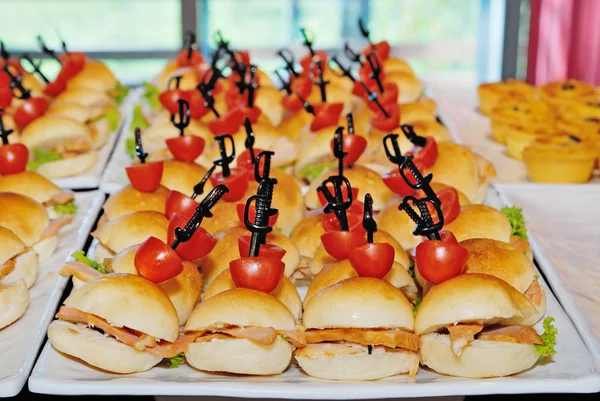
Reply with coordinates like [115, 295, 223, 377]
[27, 189, 600, 397]
[497, 183, 600, 368]
[0, 191, 105, 397]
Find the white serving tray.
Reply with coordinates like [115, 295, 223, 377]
[497, 183, 600, 368]
[0, 191, 105, 398]
[27, 187, 600, 398]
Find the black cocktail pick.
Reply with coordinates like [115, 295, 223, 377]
[170, 99, 191, 136]
[213, 134, 235, 177]
[299, 28, 315, 56]
[317, 175, 353, 231]
[332, 126, 347, 177]
[133, 127, 148, 164]
[401, 124, 427, 147]
[0, 109, 14, 145]
[309, 60, 329, 103]
[191, 165, 216, 200]
[3, 65, 30, 100]
[362, 193, 377, 243]
[276, 48, 298, 78]
[244, 117, 256, 164]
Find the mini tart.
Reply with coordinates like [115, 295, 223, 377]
[478, 79, 538, 116]
[540, 80, 598, 111]
[504, 121, 555, 161]
[523, 135, 597, 183]
[489, 99, 555, 144]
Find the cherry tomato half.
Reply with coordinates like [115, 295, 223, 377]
[195, 66, 224, 95]
[299, 51, 328, 77]
[364, 82, 399, 112]
[43, 77, 68, 98]
[165, 189, 198, 220]
[134, 236, 183, 284]
[361, 41, 391, 61]
[159, 88, 190, 115]
[369, 103, 400, 132]
[408, 137, 438, 170]
[237, 235, 286, 260]
[330, 134, 367, 165]
[236, 147, 265, 174]
[415, 230, 467, 285]
[426, 187, 461, 226]
[58, 53, 86, 79]
[382, 170, 415, 197]
[167, 214, 217, 261]
[0, 143, 29, 175]
[359, 56, 386, 86]
[318, 185, 359, 208]
[175, 49, 204, 68]
[166, 135, 205, 162]
[125, 161, 164, 193]
[236, 203, 278, 228]
[209, 168, 248, 202]
[349, 242, 395, 279]
[310, 102, 344, 132]
[322, 211, 363, 232]
[0, 86, 12, 108]
[13, 97, 49, 129]
[282, 77, 312, 111]
[321, 230, 367, 261]
[229, 256, 285, 293]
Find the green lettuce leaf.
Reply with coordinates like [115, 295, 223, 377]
[536, 316, 558, 357]
[412, 298, 422, 317]
[27, 149, 62, 171]
[72, 250, 107, 274]
[53, 200, 78, 216]
[125, 137, 136, 157]
[501, 206, 528, 240]
[535, 273, 540, 280]
[299, 162, 336, 182]
[168, 353, 185, 368]
[142, 82, 161, 110]
[130, 104, 149, 134]
[108, 81, 129, 105]
[105, 107, 120, 131]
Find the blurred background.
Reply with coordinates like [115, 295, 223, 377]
[0, 0, 533, 88]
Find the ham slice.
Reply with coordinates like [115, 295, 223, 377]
[524, 280, 543, 305]
[304, 328, 420, 351]
[191, 326, 306, 348]
[40, 215, 74, 239]
[446, 324, 484, 356]
[44, 191, 75, 206]
[219, 326, 278, 345]
[59, 261, 103, 282]
[479, 325, 544, 345]
[0, 259, 16, 280]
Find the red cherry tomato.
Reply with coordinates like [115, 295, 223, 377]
[0, 143, 29, 175]
[125, 161, 164, 193]
[363, 82, 399, 112]
[349, 242, 395, 279]
[318, 185, 359, 207]
[330, 134, 367, 165]
[426, 187, 461, 226]
[415, 230, 468, 285]
[322, 212, 363, 232]
[13, 97, 49, 129]
[237, 147, 265, 174]
[0, 87, 12, 108]
[229, 256, 284, 293]
[165, 190, 198, 220]
[282, 77, 312, 111]
[408, 137, 438, 170]
[224, 87, 258, 111]
[159, 88, 190, 115]
[369, 103, 400, 132]
[187, 90, 211, 119]
[209, 168, 248, 202]
[352, 81, 366, 97]
[195, 65, 224, 95]
[359, 57, 386, 85]
[310, 102, 344, 132]
[382, 170, 414, 197]
[299, 51, 328, 77]
[166, 135, 205, 162]
[362, 41, 391, 60]
[237, 235, 286, 260]
[134, 236, 183, 284]
[321, 230, 367, 261]
[43, 76, 68, 97]
[236, 203, 278, 228]
[58, 53, 86, 79]
[233, 50, 251, 66]
[167, 214, 217, 261]
[207, 106, 254, 135]
[175, 49, 204, 68]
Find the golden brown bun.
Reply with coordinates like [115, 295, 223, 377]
[53, 86, 114, 109]
[304, 259, 417, 307]
[67, 60, 117, 92]
[2, 249, 38, 289]
[289, 209, 325, 258]
[255, 86, 285, 127]
[36, 151, 98, 179]
[185, 288, 296, 331]
[160, 160, 214, 197]
[307, 83, 357, 115]
[48, 320, 162, 373]
[46, 102, 93, 123]
[414, 273, 537, 335]
[92, 211, 168, 254]
[0, 192, 49, 246]
[445, 204, 512, 243]
[204, 269, 302, 322]
[0, 171, 62, 204]
[103, 185, 168, 221]
[428, 142, 496, 204]
[304, 165, 393, 211]
[65, 273, 179, 341]
[278, 110, 313, 142]
[0, 226, 26, 265]
[303, 277, 414, 331]
[0, 280, 30, 329]
[385, 71, 424, 104]
[20, 116, 93, 152]
[199, 226, 299, 284]
[420, 332, 540, 378]
[200, 200, 240, 237]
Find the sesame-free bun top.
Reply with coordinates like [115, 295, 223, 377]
[461, 239, 535, 293]
[204, 269, 302, 322]
[0, 192, 49, 246]
[289, 209, 326, 258]
[46, 102, 93, 123]
[160, 160, 214, 196]
[415, 274, 537, 335]
[254, 86, 285, 127]
[0, 171, 61, 204]
[103, 186, 168, 221]
[444, 204, 512, 243]
[0, 226, 26, 265]
[64, 273, 179, 342]
[92, 211, 168, 254]
[304, 165, 394, 211]
[185, 288, 296, 332]
[53, 86, 114, 109]
[67, 60, 117, 92]
[303, 277, 414, 331]
[20, 116, 93, 152]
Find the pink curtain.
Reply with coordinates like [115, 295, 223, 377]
[527, 0, 600, 85]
